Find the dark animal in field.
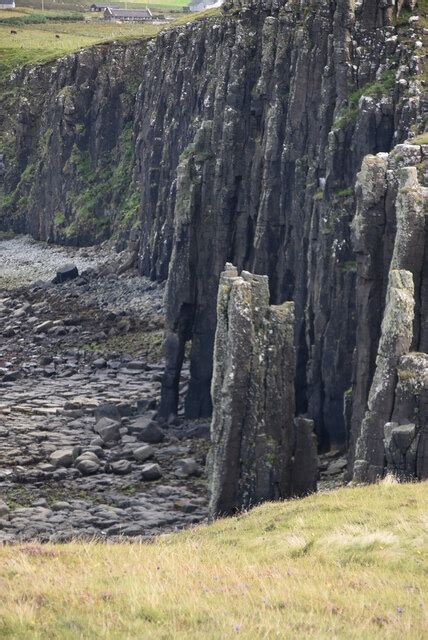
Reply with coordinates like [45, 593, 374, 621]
[55, 34, 60, 38]
[10, 30, 17, 35]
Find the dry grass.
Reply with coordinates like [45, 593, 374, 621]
[411, 132, 428, 145]
[0, 482, 427, 638]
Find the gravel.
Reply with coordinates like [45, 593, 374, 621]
[0, 235, 111, 289]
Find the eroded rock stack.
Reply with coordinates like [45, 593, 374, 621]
[1, 0, 425, 455]
[208, 264, 317, 518]
[351, 144, 428, 481]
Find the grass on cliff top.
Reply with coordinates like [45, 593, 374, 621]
[0, 17, 162, 81]
[0, 7, 219, 82]
[0, 481, 427, 639]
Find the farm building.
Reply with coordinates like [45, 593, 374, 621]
[104, 7, 152, 21]
[90, 4, 116, 11]
[0, 0, 16, 8]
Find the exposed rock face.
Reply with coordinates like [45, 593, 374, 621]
[152, 0, 424, 450]
[208, 264, 297, 517]
[351, 145, 428, 482]
[0, 43, 145, 245]
[0, 0, 425, 470]
[291, 417, 318, 497]
[353, 269, 415, 481]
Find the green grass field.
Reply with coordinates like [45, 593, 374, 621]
[0, 19, 162, 79]
[0, 481, 427, 639]
[0, 6, 219, 82]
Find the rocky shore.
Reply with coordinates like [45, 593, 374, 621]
[0, 236, 211, 542]
[0, 236, 345, 542]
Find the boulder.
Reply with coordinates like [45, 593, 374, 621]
[52, 264, 79, 284]
[133, 445, 154, 462]
[94, 403, 121, 423]
[133, 419, 165, 444]
[141, 463, 162, 481]
[74, 452, 101, 475]
[94, 417, 121, 443]
[110, 460, 132, 475]
[175, 458, 201, 478]
[49, 448, 74, 468]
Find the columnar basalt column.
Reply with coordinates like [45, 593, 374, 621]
[353, 269, 415, 482]
[208, 264, 307, 518]
[351, 144, 428, 483]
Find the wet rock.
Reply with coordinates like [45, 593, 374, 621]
[134, 420, 165, 444]
[183, 423, 210, 440]
[2, 371, 20, 382]
[175, 458, 201, 478]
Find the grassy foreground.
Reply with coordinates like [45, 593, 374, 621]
[0, 482, 427, 639]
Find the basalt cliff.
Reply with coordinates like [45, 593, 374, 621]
[0, 0, 427, 487]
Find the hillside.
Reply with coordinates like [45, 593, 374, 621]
[0, 482, 427, 639]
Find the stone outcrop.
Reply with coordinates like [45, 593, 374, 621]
[153, 0, 424, 450]
[0, 43, 145, 245]
[351, 144, 428, 481]
[353, 269, 415, 481]
[208, 264, 317, 518]
[291, 417, 318, 497]
[0, 0, 426, 480]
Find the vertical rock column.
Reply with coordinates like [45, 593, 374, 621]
[353, 269, 414, 482]
[351, 145, 428, 482]
[208, 264, 296, 518]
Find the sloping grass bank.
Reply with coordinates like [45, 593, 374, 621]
[0, 482, 427, 639]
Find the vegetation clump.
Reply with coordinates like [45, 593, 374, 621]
[0, 482, 426, 639]
[334, 70, 396, 129]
